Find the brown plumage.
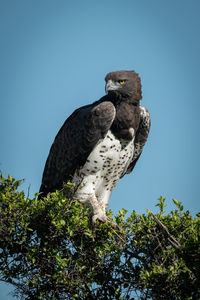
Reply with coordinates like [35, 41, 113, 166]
[39, 70, 151, 223]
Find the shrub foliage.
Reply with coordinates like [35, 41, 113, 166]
[0, 174, 199, 299]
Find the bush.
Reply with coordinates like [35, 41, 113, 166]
[0, 174, 199, 299]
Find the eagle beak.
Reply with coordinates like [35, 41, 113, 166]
[105, 80, 121, 94]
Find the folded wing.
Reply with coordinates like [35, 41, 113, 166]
[125, 105, 151, 175]
[39, 101, 116, 197]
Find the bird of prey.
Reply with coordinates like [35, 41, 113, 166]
[39, 70, 151, 223]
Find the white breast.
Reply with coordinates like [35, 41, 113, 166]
[72, 130, 135, 208]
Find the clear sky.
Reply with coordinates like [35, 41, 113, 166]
[1, 0, 200, 298]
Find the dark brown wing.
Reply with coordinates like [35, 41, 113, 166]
[125, 105, 151, 175]
[39, 101, 116, 197]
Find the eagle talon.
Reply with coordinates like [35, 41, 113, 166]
[92, 214, 109, 224]
[92, 214, 118, 228]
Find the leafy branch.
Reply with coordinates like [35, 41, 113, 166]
[0, 174, 199, 299]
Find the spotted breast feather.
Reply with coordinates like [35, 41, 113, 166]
[72, 129, 135, 223]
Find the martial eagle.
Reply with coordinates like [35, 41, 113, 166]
[39, 70, 151, 223]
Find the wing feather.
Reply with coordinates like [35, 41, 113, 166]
[125, 105, 151, 175]
[39, 101, 116, 197]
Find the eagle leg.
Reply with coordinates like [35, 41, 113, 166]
[83, 194, 116, 227]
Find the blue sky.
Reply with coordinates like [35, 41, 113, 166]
[1, 0, 200, 298]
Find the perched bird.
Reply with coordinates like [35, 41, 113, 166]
[39, 70, 151, 223]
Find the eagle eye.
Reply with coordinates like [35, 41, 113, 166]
[119, 80, 126, 85]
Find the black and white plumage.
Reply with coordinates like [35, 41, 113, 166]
[39, 70, 151, 223]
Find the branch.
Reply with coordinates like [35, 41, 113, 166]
[149, 212, 182, 250]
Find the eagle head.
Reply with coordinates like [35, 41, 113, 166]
[105, 70, 142, 101]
